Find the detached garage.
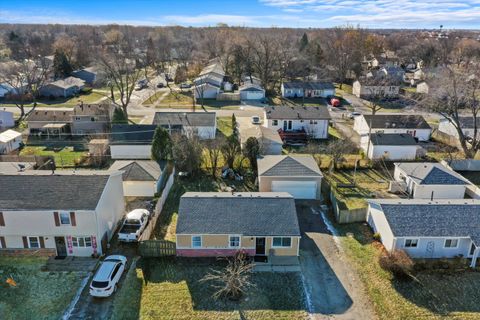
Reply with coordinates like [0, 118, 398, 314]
[257, 155, 323, 200]
[109, 160, 166, 197]
[239, 83, 265, 101]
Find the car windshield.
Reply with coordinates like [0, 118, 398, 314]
[125, 219, 141, 225]
[91, 281, 109, 288]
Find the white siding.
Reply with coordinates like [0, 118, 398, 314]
[395, 237, 473, 259]
[354, 116, 431, 141]
[123, 181, 156, 197]
[110, 145, 151, 159]
[412, 184, 466, 199]
[367, 204, 395, 251]
[264, 119, 329, 139]
[367, 143, 418, 160]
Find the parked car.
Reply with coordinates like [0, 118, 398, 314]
[157, 82, 165, 88]
[118, 209, 150, 242]
[251, 116, 261, 125]
[349, 111, 362, 119]
[330, 98, 341, 107]
[135, 79, 148, 91]
[89, 255, 127, 298]
[179, 83, 192, 89]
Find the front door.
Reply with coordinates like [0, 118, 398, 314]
[55, 236, 67, 257]
[255, 237, 266, 255]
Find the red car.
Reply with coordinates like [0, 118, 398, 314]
[330, 98, 341, 107]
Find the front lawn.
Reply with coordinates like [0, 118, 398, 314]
[20, 146, 87, 167]
[216, 117, 234, 137]
[334, 221, 480, 320]
[111, 258, 308, 320]
[0, 257, 86, 320]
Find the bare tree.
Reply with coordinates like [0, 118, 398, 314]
[325, 138, 356, 171]
[204, 138, 224, 178]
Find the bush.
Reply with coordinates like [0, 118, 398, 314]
[379, 250, 414, 280]
[81, 87, 93, 94]
[373, 232, 381, 241]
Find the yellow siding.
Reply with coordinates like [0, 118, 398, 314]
[241, 236, 255, 248]
[203, 235, 229, 248]
[177, 235, 191, 248]
[265, 237, 299, 256]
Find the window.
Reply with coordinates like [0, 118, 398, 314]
[445, 239, 458, 248]
[72, 236, 92, 248]
[111, 264, 121, 280]
[404, 239, 418, 248]
[90, 117, 95, 122]
[60, 212, 70, 225]
[288, 121, 293, 130]
[28, 236, 40, 249]
[192, 236, 202, 248]
[229, 236, 240, 248]
[272, 120, 278, 126]
[272, 237, 291, 247]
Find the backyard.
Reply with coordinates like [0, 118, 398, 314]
[111, 257, 308, 320]
[0, 90, 105, 108]
[334, 220, 480, 320]
[20, 145, 88, 167]
[0, 257, 86, 320]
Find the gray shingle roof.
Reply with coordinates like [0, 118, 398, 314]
[396, 162, 468, 185]
[110, 125, 156, 145]
[153, 112, 216, 127]
[363, 115, 431, 130]
[456, 117, 480, 129]
[26, 110, 73, 122]
[258, 155, 322, 177]
[370, 133, 417, 146]
[282, 81, 335, 90]
[109, 160, 163, 181]
[380, 204, 480, 245]
[265, 105, 331, 120]
[0, 174, 110, 210]
[177, 192, 300, 236]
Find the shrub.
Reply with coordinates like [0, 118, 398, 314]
[379, 250, 414, 280]
[81, 87, 93, 94]
[373, 232, 381, 241]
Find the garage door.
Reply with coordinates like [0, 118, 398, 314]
[271, 181, 317, 199]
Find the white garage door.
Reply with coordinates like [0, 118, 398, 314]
[271, 180, 317, 199]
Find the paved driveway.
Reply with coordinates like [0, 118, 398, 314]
[297, 202, 375, 320]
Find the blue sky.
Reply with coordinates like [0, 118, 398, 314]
[0, 0, 479, 29]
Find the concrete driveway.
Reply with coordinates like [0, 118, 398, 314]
[297, 202, 374, 320]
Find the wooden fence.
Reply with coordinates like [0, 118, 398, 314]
[138, 168, 175, 242]
[139, 240, 176, 257]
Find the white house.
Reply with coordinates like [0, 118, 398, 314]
[0, 130, 22, 155]
[257, 155, 323, 200]
[0, 110, 15, 130]
[153, 112, 216, 140]
[109, 160, 167, 197]
[0, 172, 125, 257]
[239, 124, 283, 155]
[416, 81, 429, 94]
[438, 117, 480, 140]
[110, 124, 156, 160]
[281, 81, 335, 98]
[352, 80, 400, 98]
[194, 81, 221, 99]
[264, 105, 331, 139]
[354, 114, 432, 142]
[367, 199, 480, 267]
[393, 162, 470, 199]
[239, 83, 265, 101]
[362, 133, 420, 160]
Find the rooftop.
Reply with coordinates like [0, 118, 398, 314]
[109, 160, 164, 181]
[153, 112, 216, 127]
[370, 133, 417, 146]
[0, 129, 22, 143]
[396, 162, 469, 185]
[177, 192, 300, 236]
[110, 124, 156, 145]
[362, 114, 431, 130]
[265, 105, 330, 120]
[258, 155, 322, 177]
[282, 81, 335, 90]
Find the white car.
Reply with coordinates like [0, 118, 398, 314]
[349, 111, 362, 119]
[118, 209, 151, 242]
[89, 255, 127, 298]
[251, 116, 261, 124]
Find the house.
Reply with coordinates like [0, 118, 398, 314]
[239, 124, 283, 155]
[152, 112, 216, 139]
[39, 77, 85, 98]
[26, 110, 73, 138]
[239, 83, 265, 101]
[257, 155, 323, 199]
[0, 83, 16, 99]
[367, 199, 480, 267]
[72, 67, 98, 85]
[176, 192, 301, 262]
[193, 75, 221, 99]
[416, 81, 429, 94]
[0, 110, 15, 129]
[393, 162, 470, 199]
[281, 81, 335, 98]
[110, 124, 156, 159]
[71, 103, 112, 135]
[109, 160, 167, 197]
[264, 105, 331, 140]
[379, 66, 405, 80]
[0, 172, 125, 257]
[438, 117, 480, 139]
[354, 114, 432, 141]
[0, 130, 22, 155]
[352, 79, 400, 98]
[362, 133, 420, 160]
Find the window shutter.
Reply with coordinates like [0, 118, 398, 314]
[22, 236, 28, 248]
[54, 212, 60, 226]
[39, 237, 45, 248]
[0, 212, 4, 226]
[70, 212, 76, 226]
[0, 236, 5, 248]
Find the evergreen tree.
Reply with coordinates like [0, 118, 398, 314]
[53, 49, 73, 79]
[151, 126, 172, 162]
[111, 107, 128, 124]
[146, 37, 156, 67]
[299, 33, 309, 52]
[243, 137, 261, 173]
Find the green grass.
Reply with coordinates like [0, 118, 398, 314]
[20, 146, 87, 167]
[0, 257, 86, 320]
[142, 91, 165, 106]
[334, 221, 480, 320]
[216, 117, 233, 137]
[111, 258, 308, 320]
[2, 91, 105, 108]
[334, 83, 353, 94]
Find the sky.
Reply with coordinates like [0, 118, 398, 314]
[0, 0, 479, 29]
